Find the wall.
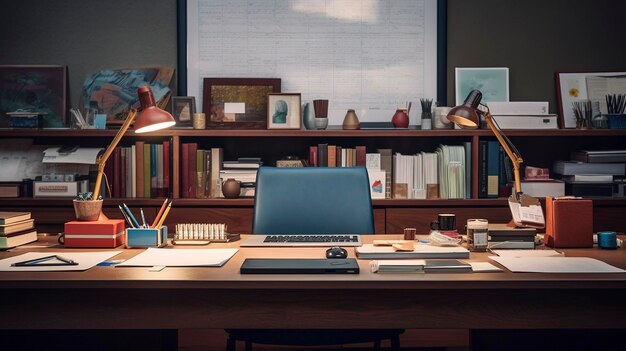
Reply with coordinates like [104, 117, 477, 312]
[1, 0, 625, 116]
[0, 0, 178, 109]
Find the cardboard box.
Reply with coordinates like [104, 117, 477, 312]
[545, 197, 593, 248]
[63, 219, 126, 248]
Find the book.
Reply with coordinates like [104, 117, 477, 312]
[0, 229, 37, 249]
[210, 148, 224, 197]
[423, 259, 472, 273]
[486, 141, 499, 198]
[222, 161, 262, 169]
[553, 161, 625, 176]
[565, 181, 614, 197]
[478, 140, 488, 198]
[562, 174, 613, 182]
[0, 219, 35, 235]
[317, 143, 328, 167]
[355, 243, 469, 259]
[570, 150, 626, 163]
[520, 179, 565, 197]
[377, 148, 393, 199]
[0, 182, 20, 198]
[135, 141, 144, 198]
[370, 259, 426, 273]
[181, 143, 190, 198]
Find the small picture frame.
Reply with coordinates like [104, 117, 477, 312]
[455, 67, 509, 106]
[267, 93, 302, 130]
[171, 96, 196, 127]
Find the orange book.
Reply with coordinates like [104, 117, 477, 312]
[328, 145, 337, 167]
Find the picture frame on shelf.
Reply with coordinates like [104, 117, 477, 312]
[455, 67, 509, 106]
[171, 96, 196, 127]
[267, 93, 302, 130]
[202, 78, 281, 129]
[0, 65, 67, 128]
[556, 71, 626, 129]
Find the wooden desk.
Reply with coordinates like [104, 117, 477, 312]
[1, 235, 626, 331]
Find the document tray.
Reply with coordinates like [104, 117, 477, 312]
[240, 258, 360, 274]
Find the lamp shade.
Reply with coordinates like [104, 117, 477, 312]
[446, 90, 482, 129]
[134, 86, 176, 133]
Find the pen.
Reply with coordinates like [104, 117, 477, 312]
[122, 203, 141, 228]
[155, 200, 172, 229]
[140, 208, 147, 228]
[151, 198, 169, 228]
[11, 255, 78, 266]
[118, 205, 134, 228]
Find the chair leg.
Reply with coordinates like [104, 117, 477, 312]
[245, 340, 252, 351]
[373, 339, 381, 351]
[390, 335, 401, 351]
[226, 335, 236, 351]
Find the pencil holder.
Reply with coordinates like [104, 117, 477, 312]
[125, 226, 168, 248]
[607, 114, 626, 129]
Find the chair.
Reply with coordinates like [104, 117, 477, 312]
[226, 166, 404, 351]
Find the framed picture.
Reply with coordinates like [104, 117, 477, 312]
[556, 71, 626, 128]
[171, 96, 196, 127]
[267, 93, 302, 130]
[0, 65, 67, 128]
[202, 78, 281, 129]
[455, 67, 509, 106]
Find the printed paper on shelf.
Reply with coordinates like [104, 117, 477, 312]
[486, 101, 549, 115]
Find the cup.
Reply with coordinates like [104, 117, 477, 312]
[466, 218, 489, 252]
[597, 231, 617, 249]
[403, 227, 416, 240]
[430, 213, 456, 231]
[193, 112, 206, 129]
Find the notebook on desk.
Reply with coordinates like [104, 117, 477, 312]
[240, 234, 362, 247]
[240, 258, 360, 274]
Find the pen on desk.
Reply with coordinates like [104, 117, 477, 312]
[154, 200, 172, 229]
[122, 203, 141, 228]
[151, 198, 169, 228]
[140, 208, 147, 228]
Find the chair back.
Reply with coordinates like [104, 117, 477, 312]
[252, 167, 374, 234]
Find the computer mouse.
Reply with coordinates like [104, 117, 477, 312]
[326, 246, 348, 259]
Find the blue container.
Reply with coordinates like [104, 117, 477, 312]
[597, 231, 617, 249]
[607, 114, 626, 129]
[125, 226, 168, 248]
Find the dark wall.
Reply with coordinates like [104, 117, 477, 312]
[0, 0, 178, 109]
[1, 0, 624, 116]
[447, 0, 626, 112]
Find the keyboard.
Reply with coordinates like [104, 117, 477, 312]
[240, 234, 363, 247]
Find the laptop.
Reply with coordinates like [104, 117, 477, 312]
[239, 234, 362, 247]
[240, 258, 360, 274]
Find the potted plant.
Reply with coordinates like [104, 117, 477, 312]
[73, 192, 103, 221]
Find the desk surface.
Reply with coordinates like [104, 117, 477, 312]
[1, 235, 626, 330]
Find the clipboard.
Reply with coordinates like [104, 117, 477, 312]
[508, 193, 545, 229]
[11, 255, 78, 267]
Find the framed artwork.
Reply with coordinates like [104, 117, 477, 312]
[171, 96, 196, 127]
[0, 65, 67, 128]
[455, 67, 509, 106]
[267, 93, 302, 130]
[202, 78, 281, 129]
[556, 71, 626, 128]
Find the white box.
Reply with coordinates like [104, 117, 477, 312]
[491, 114, 558, 129]
[33, 181, 78, 197]
[487, 101, 549, 115]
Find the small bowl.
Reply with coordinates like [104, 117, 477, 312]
[73, 199, 103, 221]
[314, 117, 328, 130]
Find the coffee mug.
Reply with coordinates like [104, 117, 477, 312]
[430, 213, 456, 231]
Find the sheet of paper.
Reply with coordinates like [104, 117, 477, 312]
[117, 248, 238, 267]
[469, 261, 502, 272]
[490, 256, 625, 273]
[43, 147, 102, 164]
[224, 102, 245, 114]
[491, 249, 563, 258]
[0, 251, 122, 272]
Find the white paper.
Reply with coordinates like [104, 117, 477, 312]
[490, 256, 625, 273]
[117, 248, 238, 267]
[224, 102, 246, 114]
[491, 249, 563, 258]
[0, 251, 122, 272]
[43, 147, 102, 164]
[469, 261, 502, 272]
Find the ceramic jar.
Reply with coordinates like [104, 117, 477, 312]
[342, 109, 360, 129]
[222, 178, 241, 199]
[391, 109, 409, 128]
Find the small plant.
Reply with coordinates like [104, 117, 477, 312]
[75, 192, 102, 201]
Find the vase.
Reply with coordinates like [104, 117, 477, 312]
[73, 199, 103, 221]
[342, 109, 360, 129]
[222, 178, 241, 199]
[391, 109, 409, 128]
[302, 102, 316, 130]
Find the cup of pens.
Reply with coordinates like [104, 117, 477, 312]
[121, 199, 172, 248]
[606, 94, 626, 129]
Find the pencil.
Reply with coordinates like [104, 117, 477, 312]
[151, 198, 169, 228]
[155, 201, 172, 229]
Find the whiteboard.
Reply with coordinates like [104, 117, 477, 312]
[184, 0, 441, 126]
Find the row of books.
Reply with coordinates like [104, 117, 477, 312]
[0, 211, 37, 249]
[104, 141, 170, 198]
[309, 144, 367, 168]
[477, 140, 513, 198]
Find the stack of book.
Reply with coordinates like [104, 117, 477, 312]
[0, 211, 37, 249]
[553, 151, 626, 197]
[487, 101, 558, 129]
[487, 223, 536, 249]
[219, 158, 262, 197]
[520, 166, 565, 198]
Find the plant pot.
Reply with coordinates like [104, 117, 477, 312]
[73, 199, 103, 221]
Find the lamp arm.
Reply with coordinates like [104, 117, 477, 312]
[92, 109, 138, 200]
[483, 110, 524, 195]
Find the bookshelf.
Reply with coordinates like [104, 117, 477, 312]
[2, 129, 626, 234]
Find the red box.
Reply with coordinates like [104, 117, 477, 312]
[63, 219, 126, 248]
[545, 197, 593, 248]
